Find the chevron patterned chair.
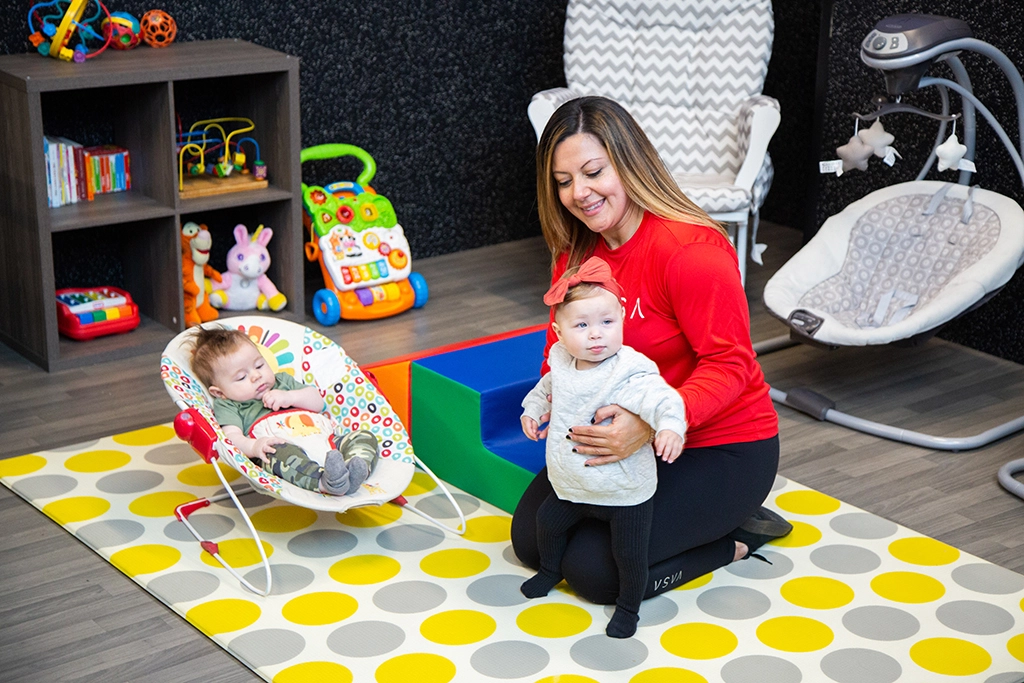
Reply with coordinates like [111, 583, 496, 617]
[529, 0, 781, 286]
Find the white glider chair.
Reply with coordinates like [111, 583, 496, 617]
[529, 0, 781, 286]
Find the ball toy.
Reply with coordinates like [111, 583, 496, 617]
[140, 9, 177, 48]
[102, 12, 141, 50]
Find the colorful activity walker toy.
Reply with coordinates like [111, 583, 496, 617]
[55, 286, 140, 340]
[302, 144, 428, 323]
[27, 0, 113, 62]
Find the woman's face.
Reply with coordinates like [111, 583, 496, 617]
[552, 133, 640, 248]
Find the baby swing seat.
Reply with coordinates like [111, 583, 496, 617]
[161, 316, 464, 594]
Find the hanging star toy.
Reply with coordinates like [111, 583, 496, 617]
[935, 132, 968, 171]
[837, 134, 873, 172]
[858, 120, 896, 158]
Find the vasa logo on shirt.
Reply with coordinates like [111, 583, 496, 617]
[630, 298, 645, 320]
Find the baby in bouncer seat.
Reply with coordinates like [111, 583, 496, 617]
[188, 326, 379, 495]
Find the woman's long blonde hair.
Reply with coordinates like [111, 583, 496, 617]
[536, 96, 727, 270]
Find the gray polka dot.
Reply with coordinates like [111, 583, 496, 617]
[241, 564, 315, 596]
[936, 600, 1015, 635]
[145, 443, 197, 466]
[77, 519, 145, 548]
[603, 595, 677, 627]
[214, 491, 274, 509]
[721, 655, 802, 683]
[373, 581, 447, 613]
[952, 563, 1024, 595]
[771, 475, 788, 491]
[163, 514, 235, 542]
[696, 586, 771, 620]
[229, 628, 305, 667]
[52, 440, 99, 452]
[288, 528, 358, 558]
[471, 641, 550, 679]
[467, 574, 529, 607]
[725, 550, 794, 579]
[842, 605, 919, 641]
[147, 570, 220, 604]
[375, 524, 444, 552]
[830, 512, 897, 540]
[414, 492, 480, 519]
[96, 470, 164, 494]
[821, 648, 901, 683]
[569, 634, 648, 671]
[327, 621, 405, 657]
[985, 673, 1024, 683]
[11, 474, 77, 500]
[810, 544, 882, 574]
[502, 544, 529, 568]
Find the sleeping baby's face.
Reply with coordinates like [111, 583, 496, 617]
[552, 287, 625, 370]
[207, 340, 277, 403]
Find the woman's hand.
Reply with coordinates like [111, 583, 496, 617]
[568, 404, 651, 466]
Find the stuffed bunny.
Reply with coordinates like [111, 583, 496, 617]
[210, 224, 287, 311]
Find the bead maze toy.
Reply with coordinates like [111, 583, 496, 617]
[55, 286, 140, 340]
[27, 0, 113, 63]
[176, 117, 268, 199]
[302, 144, 428, 323]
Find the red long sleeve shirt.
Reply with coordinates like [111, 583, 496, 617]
[542, 212, 778, 448]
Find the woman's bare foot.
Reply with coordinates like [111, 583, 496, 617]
[733, 541, 748, 562]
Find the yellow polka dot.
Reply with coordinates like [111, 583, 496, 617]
[661, 622, 737, 659]
[757, 616, 833, 652]
[329, 554, 401, 585]
[199, 538, 274, 568]
[463, 515, 511, 543]
[536, 676, 601, 683]
[113, 425, 175, 446]
[129, 491, 198, 517]
[675, 573, 713, 590]
[910, 637, 992, 675]
[421, 609, 496, 645]
[420, 548, 490, 578]
[517, 603, 592, 638]
[775, 490, 839, 515]
[336, 503, 402, 527]
[109, 544, 181, 576]
[402, 471, 438, 496]
[766, 520, 821, 548]
[273, 662, 352, 683]
[888, 537, 960, 566]
[64, 449, 131, 473]
[42, 496, 110, 524]
[177, 462, 240, 486]
[781, 576, 854, 609]
[1008, 633, 1024, 663]
[281, 592, 357, 626]
[376, 653, 455, 683]
[630, 668, 708, 683]
[186, 598, 261, 637]
[871, 571, 945, 603]
[251, 505, 318, 533]
[0, 454, 46, 478]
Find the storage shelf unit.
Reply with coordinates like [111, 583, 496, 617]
[0, 40, 302, 371]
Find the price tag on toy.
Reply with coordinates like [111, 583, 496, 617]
[819, 159, 844, 176]
[958, 158, 977, 172]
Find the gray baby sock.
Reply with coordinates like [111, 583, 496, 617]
[321, 449, 351, 495]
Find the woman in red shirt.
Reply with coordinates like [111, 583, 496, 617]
[511, 96, 791, 605]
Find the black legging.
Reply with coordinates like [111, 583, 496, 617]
[511, 436, 780, 605]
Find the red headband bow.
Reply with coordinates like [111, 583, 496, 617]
[543, 256, 624, 306]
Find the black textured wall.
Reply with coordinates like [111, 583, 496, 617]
[817, 1, 1024, 362]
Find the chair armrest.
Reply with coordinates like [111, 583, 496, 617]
[528, 88, 585, 141]
[733, 95, 781, 192]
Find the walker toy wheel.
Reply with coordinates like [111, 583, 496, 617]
[313, 288, 341, 326]
[410, 272, 429, 309]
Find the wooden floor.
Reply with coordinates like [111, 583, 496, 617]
[1, 221, 1022, 682]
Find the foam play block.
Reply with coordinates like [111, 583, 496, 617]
[411, 330, 548, 513]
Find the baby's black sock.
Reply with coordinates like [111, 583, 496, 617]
[521, 570, 562, 598]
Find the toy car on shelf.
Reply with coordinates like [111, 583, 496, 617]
[301, 144, 427, 324]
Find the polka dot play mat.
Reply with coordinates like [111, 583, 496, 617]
[2, 425, 1023, 682]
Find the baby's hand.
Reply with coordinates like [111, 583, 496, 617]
[262, 389, 290, 412]
[251, 436, 284, 463]
[654, 430, 684, 463]
[521, 416, 540, 441]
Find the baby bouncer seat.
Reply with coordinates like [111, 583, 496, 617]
[161, 316, 465, 594]
[761, 15, 1024, 485]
